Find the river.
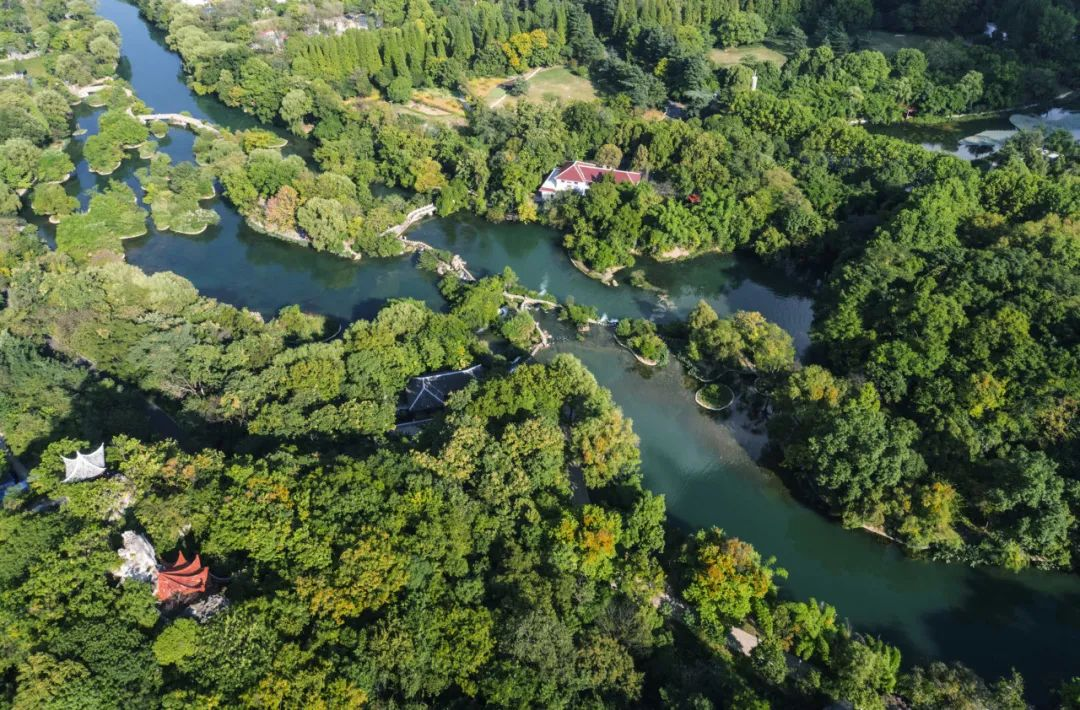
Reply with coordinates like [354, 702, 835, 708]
[70, 0, 1080, 699]
[870, 103, 1080, 160]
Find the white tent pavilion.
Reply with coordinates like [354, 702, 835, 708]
[61, 444, 107, 482]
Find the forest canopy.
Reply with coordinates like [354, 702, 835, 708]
[0, 0, 1077, 704]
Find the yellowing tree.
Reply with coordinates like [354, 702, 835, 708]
[682, 527, 783, 633]
[410, 156, 447, 193]
[572, 408, 640, 488]
[555, 505, 623, 580]
[296, 528, 409, 623]
[501, 30, 549, 72]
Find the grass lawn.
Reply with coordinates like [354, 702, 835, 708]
[709, 44, 787, 67]
[857, 30, 936, 55]
[467, 76, 507, 106]
[0, 55, 46, 79]
[468, 66, 597, 108]
[523, 67, 597, 103]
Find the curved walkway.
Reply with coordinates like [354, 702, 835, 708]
[70, 80, 219, 134]
[489, 66, 545, 108]
[388, 204, 478, 281]
[384, 204, 436, 238]
[135, 112, 220, 134]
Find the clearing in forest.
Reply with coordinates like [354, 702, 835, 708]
[351, 89, 466, 128]
[709, 44, 787, 67]
[468, 66, 598, 108]
[857, 30, 936, 55]
[393, 102, 466, 127]
[410, 88, 466, 116]
[0, 54, 46, 79]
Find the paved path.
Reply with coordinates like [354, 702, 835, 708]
[135, 112, 220, 135]
[383, 203, 436, 237]
[488, 66, 546, 108]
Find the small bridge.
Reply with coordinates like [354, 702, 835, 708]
[71, 80, 222, 136]
[71, 79, 219, 141]
[382, 203, 476, 281]
[134, 112, 220, 135]
[384, 203, 436, 238]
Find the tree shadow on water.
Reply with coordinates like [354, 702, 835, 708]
[915, 566, 1080, 704]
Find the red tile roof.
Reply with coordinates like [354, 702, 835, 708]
[155, 551, 210, 602]
[554, 161, 641, 185]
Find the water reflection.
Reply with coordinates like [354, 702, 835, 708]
[870, 105, 1080, 160]
[548, 326, 1080, 700]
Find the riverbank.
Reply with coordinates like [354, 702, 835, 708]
[868, 97, 1080, 160]
[612, 332, 660, 367]
[908, 89, 1076, 124]
[157, 218, 213, 236]
[571, 256, 620, 286]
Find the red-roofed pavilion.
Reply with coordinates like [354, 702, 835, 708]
[155, 551, 210, 602]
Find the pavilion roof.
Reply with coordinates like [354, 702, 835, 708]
[402, 365, 482, 413]
[155, 550, 210, 602]
[61, 444, 107, 483]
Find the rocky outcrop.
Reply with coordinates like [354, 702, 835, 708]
[114, 531, 158, 584]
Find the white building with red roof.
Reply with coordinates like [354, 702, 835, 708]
[538, 161, 642, 200]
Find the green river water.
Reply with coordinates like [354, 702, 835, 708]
[869, 103, 1080, 161]
[48, 0, 1080, 698]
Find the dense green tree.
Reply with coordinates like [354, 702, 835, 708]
[687, 302, 795, 374]
[615, 318, 668, 365]
[0, 138, 40, 189]
[30, 182, 77, 219]
[55, 183, 147, 259]
[824, 635, 901, 710]
[716, 11, 768, 48]
[297, 196, 348, 252]
[386, 75, 413, 102]
[681, 527, 783, 635]
[900, 662, 1028, 710]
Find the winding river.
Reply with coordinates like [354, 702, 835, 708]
[58, 0, 1080, 699]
